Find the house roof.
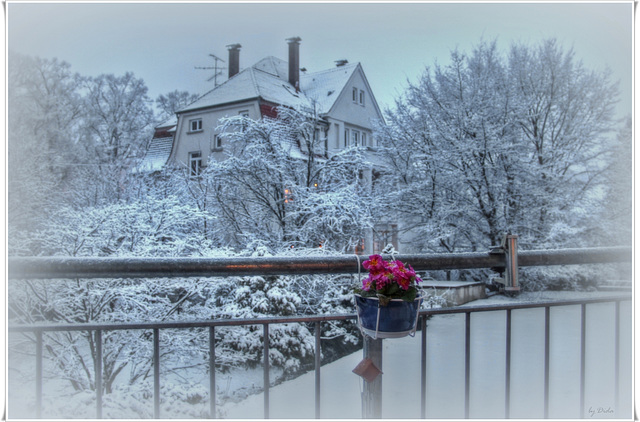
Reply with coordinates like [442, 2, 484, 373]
[137, 136, 174, 172]
[300, 63, 359, 114]
[178, 57, 360, 115]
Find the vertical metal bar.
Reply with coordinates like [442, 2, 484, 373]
[263, 324, 270, 419]
[504, 234, 520, 293]
[209, 326, 216, 419]
[362, 336, 383, 419]
[153, 328, 160, 419]
[505, 309, 512, 419]
[420, 315, 427, 419]
[36, 330, 43, 419]
[95, 330, 103, 419]
[580, 304, 586, 419]
[543, 306, 550, 418]
[464, 312, 471, 419]
[314, 321, 321, 419]
[614, 301, 620, 418]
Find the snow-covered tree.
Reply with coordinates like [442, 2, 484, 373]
[7, 53, 87, 236]
[155, 90, 199, 124]
[378, 39, 620, 253]
[82, 72, 155, 164]
[508, 39, 619, 246]
[189, 105, 373, 253]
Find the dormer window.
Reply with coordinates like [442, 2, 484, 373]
[189, 118, 203, 133]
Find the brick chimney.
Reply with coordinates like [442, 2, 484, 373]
[286, 37, 301, 91]
[226, 43, 241, 78]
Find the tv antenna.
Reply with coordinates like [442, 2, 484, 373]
[195, 53, 226, 86]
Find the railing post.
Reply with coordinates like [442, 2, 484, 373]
[420, 315, 427, 419]
[579, 304, 586, 419]
[464, 312, 471, 418]
[505, 309, 512, 419]
[314, 321, 321, 419]
[209, 326, 216, 419]
[544, 307, 550, 418]
[36, 330, 43, 419]
[153, 328, 160, 419]
[95, 330, 103, 419]
[504, 234, 520, 294]
[362, 336, 383, 419]
[263, 324, 270, 419]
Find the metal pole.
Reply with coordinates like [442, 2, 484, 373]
[580, 304, 586, 419]
[614, 301, 620, 418]
[505, 309, 512, 419]
[9, 246, 631, 280]
[36, 330, 43, 419]
[362, 336, 383, 419]
[95, 330, 103, 419]
[153, 328, 160, 419]
[464, 312, 471, 418]
[314, 321, 321, 419]
[504, 234, 520, 293]
[543, 307, 550, 418]
[263, 324, 270, 419]
[420, 316, 427, 419]
[209, 326, 216, 419]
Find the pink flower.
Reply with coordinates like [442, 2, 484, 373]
[363, 255, 387, 274]
[374, 272, 393, 290]
[360, 256, 421, 295]
[362, 276, 373, 291]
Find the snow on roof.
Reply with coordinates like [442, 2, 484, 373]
[179, 68, 260, 112]
[137, 136, 174, 172]
[300, 62, 358, 113]
[158, 115, 178, 128]
[178, 57, 359, 115]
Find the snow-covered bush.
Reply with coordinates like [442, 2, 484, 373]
[207, 275, 315, 375]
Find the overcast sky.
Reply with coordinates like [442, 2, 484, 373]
[7, 1, 633, 119]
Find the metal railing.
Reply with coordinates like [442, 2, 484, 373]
[7, 246, 632, 419]
[7, 246, 631, 280]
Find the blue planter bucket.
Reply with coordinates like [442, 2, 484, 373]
[354, 292, 424, 339]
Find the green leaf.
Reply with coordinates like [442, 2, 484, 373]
[377, 294, 391, 307]
[401, 287, 417, 302]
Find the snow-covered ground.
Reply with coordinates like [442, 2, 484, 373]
[222, 291, 632, 419]
[8, 291, 632, 419]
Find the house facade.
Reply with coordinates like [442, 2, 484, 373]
[169, 38, 383, 170]
[141, 38, 399, 253]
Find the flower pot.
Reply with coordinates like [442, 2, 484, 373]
[354, 292, 424, 339]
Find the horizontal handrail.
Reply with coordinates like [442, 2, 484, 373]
[7, 246, 631, 280]
[8, 294, 630, 333]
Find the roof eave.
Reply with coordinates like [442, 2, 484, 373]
[177, 97, 262, 115]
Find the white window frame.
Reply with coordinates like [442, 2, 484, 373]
[352, 87, 358, 103]
[189, 151, 202, 176]
[359, 89, 365, 106]
[352, 129, 360, 146]
[344, 128, 350, 147]
[189, 118, 203, 133]
[212, 134, 223, 151]
[362, 132, 367, 147]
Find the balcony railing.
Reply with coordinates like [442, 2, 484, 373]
[7, 245, 632, 419]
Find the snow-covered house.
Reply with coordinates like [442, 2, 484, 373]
[141, 38, 397, 253]
[168, 38, 382, 170]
